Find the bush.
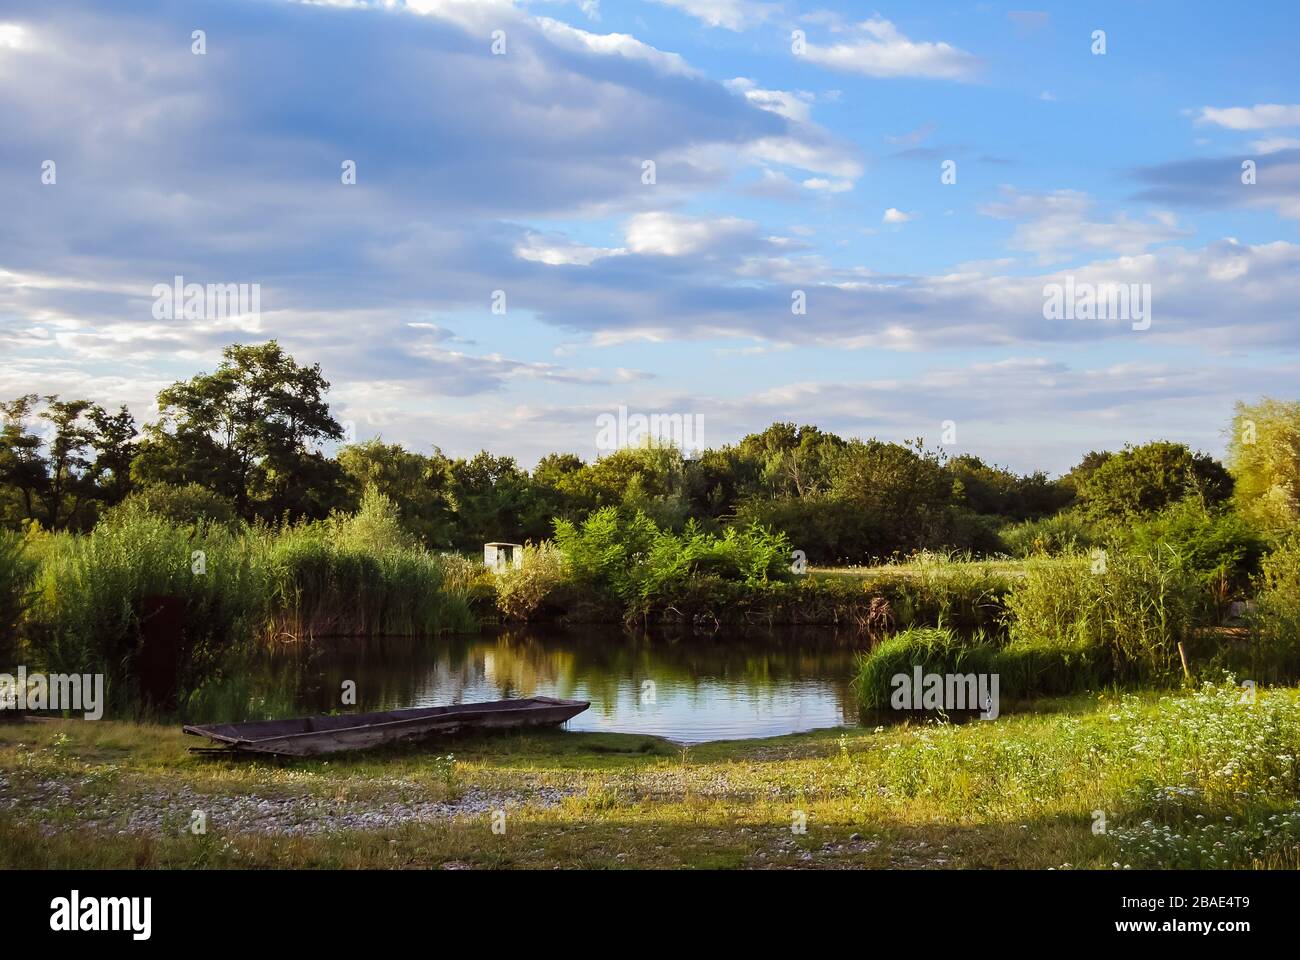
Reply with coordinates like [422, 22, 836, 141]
[108, 482, 238, 528]
[493, 542, 571, 621]
[553, 507, 793, 621]
[731, 496, 881, 565]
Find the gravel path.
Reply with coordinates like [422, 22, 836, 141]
[0, 772, 575, 837]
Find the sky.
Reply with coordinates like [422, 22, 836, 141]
[1, 0, 1297, 475]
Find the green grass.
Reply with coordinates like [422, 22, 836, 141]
[2, 680, 1297, 870]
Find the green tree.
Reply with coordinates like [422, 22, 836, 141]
[828, 438, 954, 555]
[0, 395, 46, 525]
[133, 341, 345, 521]
[1076, 441, 1232, 522]
[0, 395, 136, 530]
[337, 439, 456, 547]
[447, 451, 536, 548]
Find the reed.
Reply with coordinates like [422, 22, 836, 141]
[0, 529, 37, 663]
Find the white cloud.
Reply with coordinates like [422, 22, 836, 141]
[800, 17, 981, 82]
[515, 232, 626, 266]
[803, 177, 852, 193]
[649, 0, 776, 31]
[882, 207, 913, 224]
[742, 135, 863, 180]
[624, 212, 756, 257]
[725, 77, 813, 123]
[1249, 136, 1300, 154]
[0, 22, 27, 49]
[1196, 104, 1300, 130]
[532, 16, 699, 76]
[979, 187, 1189, 262]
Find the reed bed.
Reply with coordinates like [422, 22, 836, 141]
[14, 490, 477, 713]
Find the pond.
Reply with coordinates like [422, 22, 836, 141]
[238, 627, 867, 743]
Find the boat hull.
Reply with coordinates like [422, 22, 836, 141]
[183, 697, 589, 757]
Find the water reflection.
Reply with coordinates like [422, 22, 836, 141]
[248, 627, 866, 743]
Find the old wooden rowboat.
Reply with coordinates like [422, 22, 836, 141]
[182, 696, 590, 757]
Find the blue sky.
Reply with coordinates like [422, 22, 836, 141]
[1, 0, 1297, 473]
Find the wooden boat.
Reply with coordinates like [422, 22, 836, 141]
[182, 696, 590, 757]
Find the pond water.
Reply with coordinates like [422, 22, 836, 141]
[243, 627, 867, 743]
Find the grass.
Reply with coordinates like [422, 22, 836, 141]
[2, 680, 1297, 870]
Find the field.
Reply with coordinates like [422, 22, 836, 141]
[3, 679, 1297, 870]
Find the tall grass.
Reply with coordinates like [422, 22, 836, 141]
[861, 553, 1014, 636]
[25, 504, 267, 709]
[0, 529, 37, 663]
[19, 489, 478, 713]
[1005, 546, 1198, 684]
[256, 487, 477, 639]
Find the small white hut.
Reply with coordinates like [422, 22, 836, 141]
[483, 542, 523, 571]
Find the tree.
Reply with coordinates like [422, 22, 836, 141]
[0, 395, 137, 530]
[447, 451, 536, 548]
[88, 405, 138, 508]
[1076, 441, 1232, 522]
[1227, 398, 1300, 531]
[828, 438, 954, 555]
[133, 341, 345, 521]
[337, 439, 456, 547]
[37, 397, 99, 529]
[738, 422, 844, 498]
[946, 455, 1071, 521]
[0, 395, 46, 525]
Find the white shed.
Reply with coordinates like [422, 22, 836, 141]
[483, 542, 523, 571]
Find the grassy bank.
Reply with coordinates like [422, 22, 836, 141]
[1, 680, 1296, 869]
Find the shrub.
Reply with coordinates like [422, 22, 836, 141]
[731, 496, 881, 565]
[107, 482, 239, 528]
[494, 542, 571, 621]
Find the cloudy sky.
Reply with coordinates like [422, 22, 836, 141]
[1, 0, 1297, 473]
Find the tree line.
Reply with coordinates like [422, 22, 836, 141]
[1, 341, 1295, 562]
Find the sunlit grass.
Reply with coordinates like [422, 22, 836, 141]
[2, 681, 1296, 870]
